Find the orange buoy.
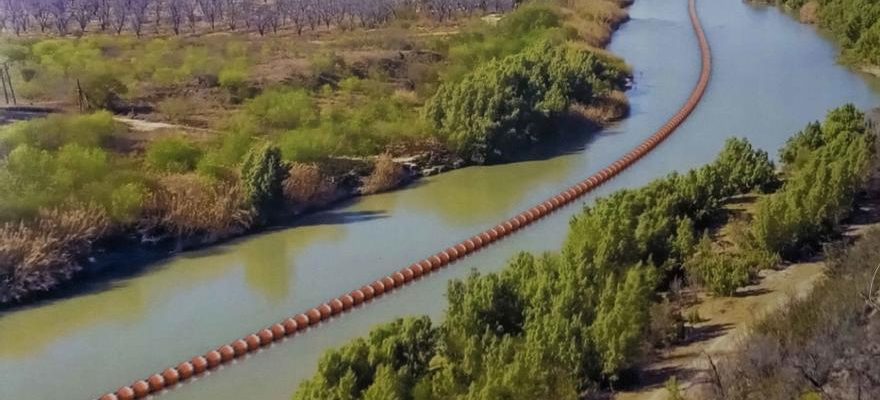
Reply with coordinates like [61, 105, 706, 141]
[282, 318, 299, 335]
[329, 298, 344, 314]
[362, 285, 375, 300]
[341, 294, 355, 309]
[351, 289, 366, 304]
[440, 250, 452, 263]
[294, 313, 310, 327]
[392, 271, 406, 285]
[132, 380, 149, 398]
[258, 328, 274, 345]
[100, 394, 118, 400]
[410, 264, 424, 278]
[205, 350, 221, 368]
[219, 345, 235, 361]
[455, 243, 467, 254]
[232, 339, 248, 356]
[176, 362, 194, 380]
[318, 304, 333, 319]
[271, 323, 285, 339]
[429, 255, 442, 269]
[307, 308, 322, 323]
[148, 374, 165, 392]
[382, 276, 396, 289]
[191, 356, 208, 374]
[116, 387, 135, 400]
[371, 281, 385, 295]
[464, 239, 476, 251]
[245, 334, 260, 351]
[401, 268, 414, 282]
[162, 368, 179, 386]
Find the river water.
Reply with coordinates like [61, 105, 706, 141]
[3, 1, 879, 399]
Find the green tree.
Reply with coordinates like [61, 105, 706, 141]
[240, 143, 287, 219]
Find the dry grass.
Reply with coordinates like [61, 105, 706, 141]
[563, 0, 632, 47]
[361, 154, 406, 195]
[799, 1, 819, 24]
[283, 163, 339, 206]
[142, 174, 255, 240]
[571, 90, 630, 124]
[0, 206, 112, 303]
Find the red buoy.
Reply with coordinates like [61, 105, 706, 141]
[245, 334, 260, 351]
[148, 374, 165, 392]
[131, 380, 149, 398]
[205, 351, 222, 368]
[176, 362, 194, 380]
[219, 345, 235, 361]
[191, 356, 208, 374]
[282, 319, 298, 335]
[116, 387, 134, 400]
[258, 328, 274, 345]
[162, 368, 179, 386]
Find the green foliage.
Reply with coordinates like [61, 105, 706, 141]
[750, 105, 873, 258]
[240, 143, 286, 218]
[684, 235, 752, 296]
[294, 317, 437, 400]
[425, 40, 625, 163]
[780, 0, 880, 66]
[145, 136, 204, 173]
[0, 143, 143, 220]
[239, 89, 318, 132]
[0, 111, 117, 152]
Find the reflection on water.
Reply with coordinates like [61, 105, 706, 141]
[4, 0, 880, 399]
[406, 153, 583, 226]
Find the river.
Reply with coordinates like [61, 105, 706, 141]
[2, 0, 879, 399]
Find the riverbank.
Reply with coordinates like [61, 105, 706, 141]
[0, 0, 634, 307]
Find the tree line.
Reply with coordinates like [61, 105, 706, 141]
[0, 0, 519, 37]
[291, 104, 876, 399]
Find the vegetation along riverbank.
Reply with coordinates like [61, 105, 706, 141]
[755, 0, 880, 74]
[0, 0, 633, 305]
[290, 104, 877, 399]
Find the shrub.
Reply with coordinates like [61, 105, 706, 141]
[241, 88, 318, 131]
[0, 205, 112, 303]
[142, 174, 254, 239]
[145, 136, 203, 173]
[80, 72, 128, 110]
[685, 235, 752, 296]
[425, 40, 625, 163]
[361, 154, 405, 195]
[157, 97, 198, 123]
[283, 163, 337, 206]
[0, 111, 117, 151]
[240, 143, 287, 219]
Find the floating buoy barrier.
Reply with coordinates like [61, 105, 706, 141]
[95, 0, 710, 397]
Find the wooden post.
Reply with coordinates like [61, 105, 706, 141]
[76, 78, 84, 112]
[4, 65, 15, 105]
[0, 69, 9, 105]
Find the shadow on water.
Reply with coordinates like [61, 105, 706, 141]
[0, 112, 610, 315]
[0, 206, 389, 316]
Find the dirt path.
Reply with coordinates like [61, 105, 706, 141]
[615, 260, 826, 400]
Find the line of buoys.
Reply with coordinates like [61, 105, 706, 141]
[95, 0, 710, 398]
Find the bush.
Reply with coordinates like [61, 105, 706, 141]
[240, 88, 318, 132]
[0, 111, 117, 151]
[145, 136, 204, 173]
[361, 154, 405, 194]
[283, 163, 337, 206]
[685, 235, 752, 296]
[157, 97, 198, 123]
[425, 40, 626, 163]
[240, 143, 287, 219]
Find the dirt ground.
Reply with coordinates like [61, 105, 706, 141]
[616, 164, 880, 400]
[615, 260, 826, 400]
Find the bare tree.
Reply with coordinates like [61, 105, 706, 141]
[71, 0, 98, 33]
[167, 0, 183, 34]
[129, 0, 150, 36]
[109, 0, 127, 34]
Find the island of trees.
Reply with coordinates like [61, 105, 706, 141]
[292, 105, 876, 399]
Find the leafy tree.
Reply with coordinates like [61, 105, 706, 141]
[240, 142, 286, 219]
[145, 136, 203, 173]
